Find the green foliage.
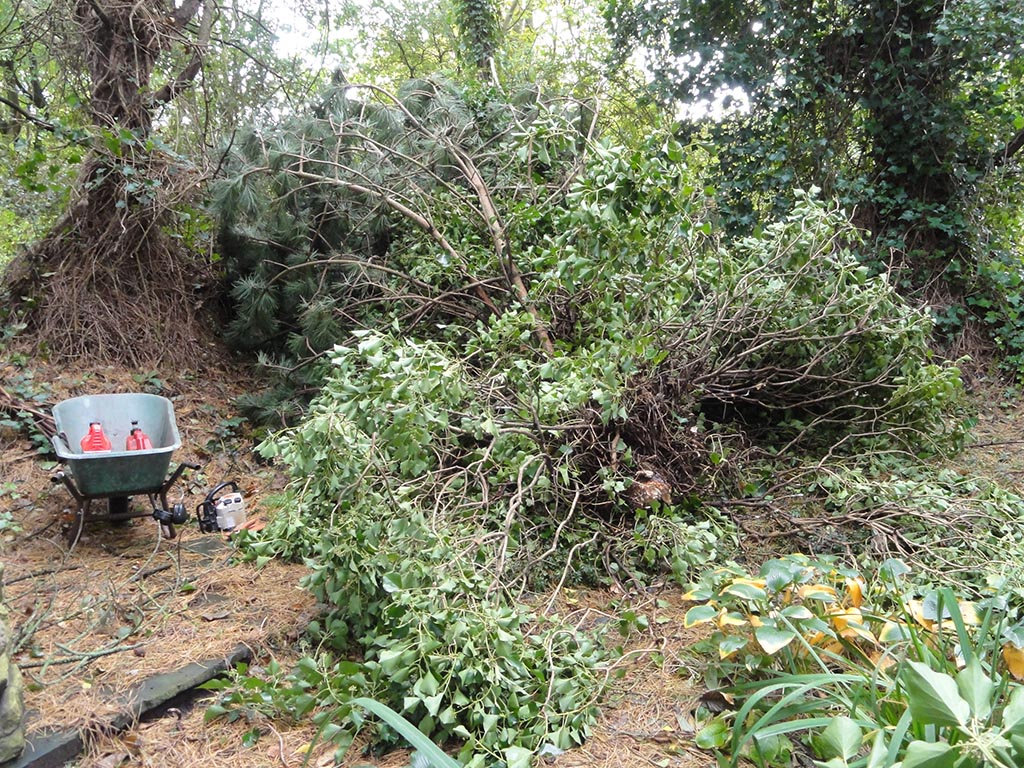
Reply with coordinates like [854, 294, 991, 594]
[962, 164, 1024, 377]
[230, 126, 970, 583]
[684, 556, 1024, 768]
[605, 0, 1024, 357]
[326, 0, 650, 140]
[0, 484, 24, 535]
[217, 71, 964, 451]
[204, 664, 461, 767]
[218, 99, 972, 765]
[808, 461, 1024, 575]
[0, 206, 48, 271]
[213, 78, 586, 355]
[160, 0, 319, 157]
[0, 131, 79, 267]
[534, 166, 966, 454]
[234, 335, 608, 764]
[0, 364, 53, 455]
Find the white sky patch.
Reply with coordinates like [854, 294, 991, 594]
[675, 85, 749, 121]
[630, 45, 749, 121]
[269, 11, 350, 70]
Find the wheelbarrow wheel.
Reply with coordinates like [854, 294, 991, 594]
[108, 496, 131, 526]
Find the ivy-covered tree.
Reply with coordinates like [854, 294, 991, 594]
[455, 0, 501, 76]
[0, 0, 216, 363]
[605, 0, 1024, 300]
[0, 0, 307, 364]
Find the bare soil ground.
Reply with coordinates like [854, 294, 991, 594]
[5, 359, 1022, 768]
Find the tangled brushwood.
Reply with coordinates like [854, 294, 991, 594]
[4, 156, 210, 367]
[234, 196, 966, 764]
[211, 90, 970, 762]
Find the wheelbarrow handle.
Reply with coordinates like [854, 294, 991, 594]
[51, 471, 84, 503]
[160, 461, 202, 493]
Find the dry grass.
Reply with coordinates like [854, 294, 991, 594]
[549, 593, 711, 768]
[958, 378, 1024, 487]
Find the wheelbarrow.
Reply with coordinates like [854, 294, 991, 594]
[50, 393, 200, 547]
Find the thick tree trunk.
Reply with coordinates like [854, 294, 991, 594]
[861, 0, 962, 288]
[3, 0, 214, 366]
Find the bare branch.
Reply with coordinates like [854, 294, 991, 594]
[339, 82, 556, 355]
[0, 93, 55, 131]
[997, 125, 1024, 166]
[153, 0, 214, 104]
[449, 145, 556, 355]
[170, 0, 204, 29]
[285, 169, 501, 316]
[83, 0, 111, 30]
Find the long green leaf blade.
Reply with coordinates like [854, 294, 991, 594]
[350, 697, 460, 768]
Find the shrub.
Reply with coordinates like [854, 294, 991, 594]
[225, 120, 973, 766]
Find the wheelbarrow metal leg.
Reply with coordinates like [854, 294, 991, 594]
[67, 499, 89, 549]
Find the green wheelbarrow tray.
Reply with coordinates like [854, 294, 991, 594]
[50, 393, 199, 547]
[52, 393, 181, 497]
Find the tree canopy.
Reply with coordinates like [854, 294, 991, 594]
[606, 0, 1024, 303]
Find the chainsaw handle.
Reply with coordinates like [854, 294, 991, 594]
[205, 480, 239, 502]
[196, 481, 241, 515]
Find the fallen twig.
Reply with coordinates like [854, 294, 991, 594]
[3, 565, 82, 586]
[21, 642, 144, 669]
[128, 564, 172, 583]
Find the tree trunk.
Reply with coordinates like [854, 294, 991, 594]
[860, 0, 962, 290]
[2, 0, 213, 366]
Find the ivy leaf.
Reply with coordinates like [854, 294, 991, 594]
[814, 716, 862, 762]
[956, 660, 994, 720]
[695, 716, 730, 749]
[900, 740, 958, 768]
[502, 746, 533, 768]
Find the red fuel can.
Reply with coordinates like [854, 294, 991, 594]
[125, 421, 154, 451]
[80, 422, 112, 452]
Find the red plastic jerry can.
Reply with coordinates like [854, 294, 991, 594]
[80, 422, 112, 452]
[125, 421, 154, 451]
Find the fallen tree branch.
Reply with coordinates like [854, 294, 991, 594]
[0, 382, 55, 437]
[21, 642, 144, 669]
